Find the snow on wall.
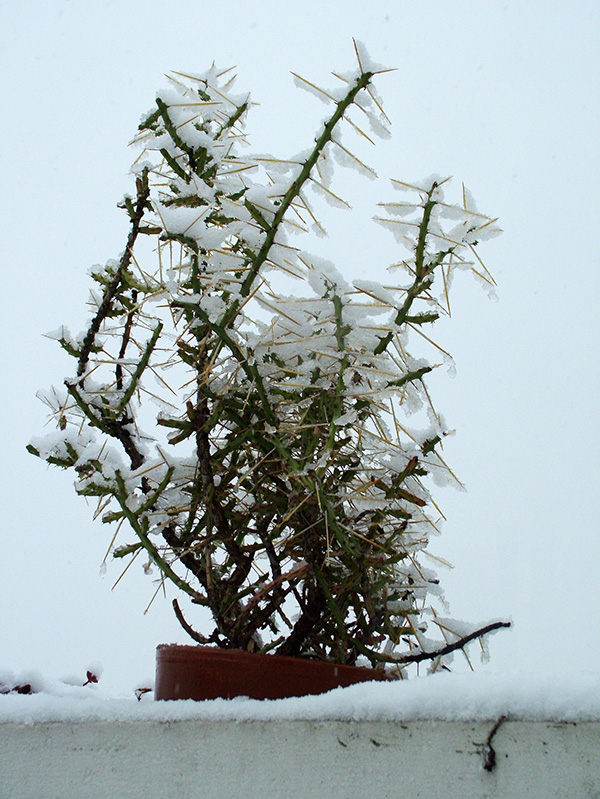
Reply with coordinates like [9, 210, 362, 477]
[3, 672, 600, 799]
[1, 670, 600, 724]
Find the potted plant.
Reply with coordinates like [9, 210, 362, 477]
[28, 42, 509, 700]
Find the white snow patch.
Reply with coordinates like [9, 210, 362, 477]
[1, 671, 600, 725]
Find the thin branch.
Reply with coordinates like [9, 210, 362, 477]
[221, 68, 375, 328]
[116, 289, 138, 391]
[172, 598, 211, 644]
[77, 169, 152, 380]
[395, 621, 511, 665]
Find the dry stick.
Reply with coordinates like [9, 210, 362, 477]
[172, 598, 211, 644]
[395, 620, 511, 665]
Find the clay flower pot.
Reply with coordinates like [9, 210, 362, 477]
[155, 644, 393, 701]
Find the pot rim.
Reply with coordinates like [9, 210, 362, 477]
[155, 643, 392, 679]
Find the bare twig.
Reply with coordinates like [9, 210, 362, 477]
[172, 598, 211, 644]
[395, 621, 511, 665]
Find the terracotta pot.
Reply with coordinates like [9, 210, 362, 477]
[155, 644, 392, 701]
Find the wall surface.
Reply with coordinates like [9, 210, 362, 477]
[1, 719, 599, 799]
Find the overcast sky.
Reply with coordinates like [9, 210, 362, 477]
[2, 0, 598, 693]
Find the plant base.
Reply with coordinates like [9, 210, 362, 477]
[155, 644, 392, 701]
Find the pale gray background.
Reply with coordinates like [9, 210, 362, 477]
[1, 0, 598, 693]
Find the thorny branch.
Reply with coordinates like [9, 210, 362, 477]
[395, 621, 512, 666]
[31, 53, 507, 672]
[76, 169, 152, 381]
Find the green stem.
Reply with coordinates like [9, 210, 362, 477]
[374, 184, 447, 356]
[221, 70, 374, 329]
[114, 472, 203, 602]
[115, 323, 163, 414]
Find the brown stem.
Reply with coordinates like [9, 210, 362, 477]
[161, 524, 209, 594]
[234, 563, 309, 640]
[194, 387, 252, 586]
[275, 578, 327, 658]
[396, 621, 511, 665]
[77, 171, 151, 380]
[172, 598, 211, 644]
[116, 289, 138, 390]
[103, 416, 145, 471]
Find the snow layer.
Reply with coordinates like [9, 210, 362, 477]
[1, 670, 599, 725]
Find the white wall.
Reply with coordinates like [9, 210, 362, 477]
[2, 719, 599, 799]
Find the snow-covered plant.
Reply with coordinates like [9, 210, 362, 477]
[29, 43, 508, 674]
